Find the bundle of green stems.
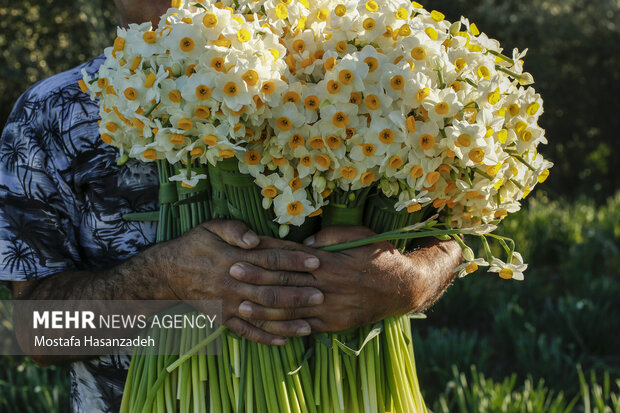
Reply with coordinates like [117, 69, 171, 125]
[121, 159, 430, 412]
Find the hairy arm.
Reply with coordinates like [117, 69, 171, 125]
[12, 220, 324, 366]
[403, 236, 461, 313]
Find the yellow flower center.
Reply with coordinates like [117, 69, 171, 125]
[419, 134, 435, 150]
[327, 80, 341, 94]
[261, 81, 275, 95]
[276, 116, 292, 131]
[326, 135, 342, 149]
[195, 85, 212, 101]
[304, 95, 319, 110]
[379, 129, 394, 144]
[390, 75, 405, 90]
[316, 154, 331, 168]
[499, 268, 513, 279]
[365, 94, 379, 110]
[203, 135, 218, 146]
[332, 111, 349, 127]
[457, 134, 472, 147]
[168, 90, 182, 103]
[364, 57, 378, 72]
[465, 262, 478, 273]
[245, 150, 261, 165]
[124, 87, 138, 101]
[435, 101, 450, 115]
[288, 134, 305, 149]
[340, 166, 357, 180]
[262, 186, 277, 198]
[180, 37, 195, 52]
[203, 13, 218, 28]
[289, 177, 302, 190]
[224, 82, 239, 96]
[389, 155, 403, 169]
[309, 136, 324, 148]
[406, 116, 417, 132]
[468, 148, 485, 163]
[237, 29, 251, 43]
[287, 201, 303, 216]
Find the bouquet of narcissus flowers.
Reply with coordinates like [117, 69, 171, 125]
[80, 0, 552, 411]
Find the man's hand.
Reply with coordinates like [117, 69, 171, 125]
[229, 226, 462, 333]
[152, 220, 324, 345]
[12, 219, 327, 366]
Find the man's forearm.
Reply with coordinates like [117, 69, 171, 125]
[404, 238, 462, 313]
[11, 245, 171, 366]
[13, 244, 167, 301]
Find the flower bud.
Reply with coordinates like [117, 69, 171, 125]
[380, 179, 391, 194]
[390, 181, 400, 195]
[312, 175, 327, 193]
[279, 224, 290, 238]
[348, 193, 356, 201]
[462, 246, 475, 262]
[518, 72, 534, 86]
[449, 21, 461, 36]
[171, 63, 183, 77]
[327, 181, 336, 190]
[262, 197, 272, 210]
[117, 153, 129, 166]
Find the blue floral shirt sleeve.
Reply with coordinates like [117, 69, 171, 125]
[0, 80, 82, 282]
[0, 56, 160, 413]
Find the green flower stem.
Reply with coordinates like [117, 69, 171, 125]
[473, 168, 494, 180]
[509, 178, 524, 190]
[190, 350, 201, 413]
[481, 235, 493, 261]
[271, 345, 294, 413]
[510, 153, 538, 172]
[464, 78, 478, 88]
[365, 337, 378, 412]
[359, 336, 371, 412]
[217, 342, 232, 412]
[313, 342, 321, 407]
[332, 335, 345, 412]
[144, 101, 159, 118]
[320, 341, 330, 410]
[221, 333, 236, 411]
[251, 343, 268, 413]
[283, 345, 310, 413]
[342, 354, 360, 413]
[207, 349, 222, 411]
[166, 326, 225, 372]
[119, 343, 138, 413]
[320, 228, 462, 251]
[327, 339, 341, 413]
[487, 49, 515, 65]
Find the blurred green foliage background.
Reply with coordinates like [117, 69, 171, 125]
[0, 0, 618, 411]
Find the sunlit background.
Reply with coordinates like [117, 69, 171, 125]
[1, 0, 618, 411]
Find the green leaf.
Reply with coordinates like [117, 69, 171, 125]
[334, 322, 383, 357]
[122, 211, 160, 222]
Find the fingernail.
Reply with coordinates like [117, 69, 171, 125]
[229, 264, 245, 279]
[309, 292, 324, 305]
[297, 325, 311, 336]
[272, 338, 287, 346]
[303, 235, 315, 246]
[304, 257, 320, 269]
[238, 302, 252, 317]
[242, 231, 259, 246]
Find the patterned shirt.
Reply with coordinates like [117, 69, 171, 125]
[0, 56, 159, 412]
